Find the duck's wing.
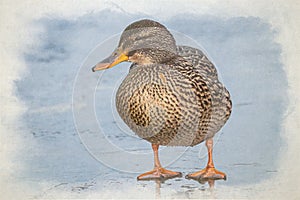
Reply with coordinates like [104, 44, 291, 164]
[176, 45, 218, 79]
[176, 45, 232, 140]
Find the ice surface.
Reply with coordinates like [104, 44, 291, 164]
[14, 10, 288, 198]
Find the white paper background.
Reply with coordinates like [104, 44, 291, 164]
[0, 0, 299, 199]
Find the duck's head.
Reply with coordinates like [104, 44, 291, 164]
[92, 19, 177, 72]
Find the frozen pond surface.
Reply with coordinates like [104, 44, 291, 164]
[15, 10, 288, 198]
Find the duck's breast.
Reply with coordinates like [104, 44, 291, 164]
[116, 64, 203, 146]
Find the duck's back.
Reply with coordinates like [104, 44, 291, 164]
[116, 46, 231, 146]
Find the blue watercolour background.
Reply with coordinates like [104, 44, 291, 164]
[16, 9, 287, 195]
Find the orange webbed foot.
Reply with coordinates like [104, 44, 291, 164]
[137, 167, 182, 181]
[186, 167, 226, 181]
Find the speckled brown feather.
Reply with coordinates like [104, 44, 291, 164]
[116, 45, 232, 147]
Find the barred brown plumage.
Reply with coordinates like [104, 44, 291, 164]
[116, 46, 232, 147]
[92, 19, 232, 181]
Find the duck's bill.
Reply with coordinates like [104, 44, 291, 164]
[92, 52, 128, 72]
[92, 59, 111, 71]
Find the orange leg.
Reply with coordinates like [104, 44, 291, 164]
[137, 144, 182, 180]
[186, 138, 226, 181]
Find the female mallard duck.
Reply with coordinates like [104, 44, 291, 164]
[92, 19, 232, 181]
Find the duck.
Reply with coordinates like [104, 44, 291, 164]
[92, 19, 232, 181]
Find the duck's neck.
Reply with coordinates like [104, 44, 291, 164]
[164, 55, 194, 71]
